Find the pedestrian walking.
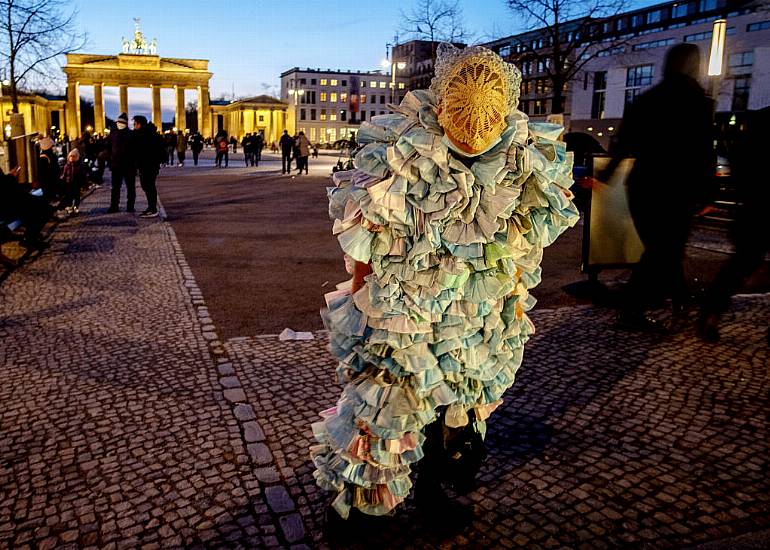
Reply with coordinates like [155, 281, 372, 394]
[190, 132, 204, 166]
[699, 106, 770, 343]
[54, 149, 87, 219]
[176, 131, 189, 167]
[165, 130, 177, 167]
[295, 131, 310, 175]
[132, 115, 165, 218]
[229, 136, 237, 153]
[215, 130, 229, 168]
[107, 112, 136, 213]
[279, 130, 294, 174]
[242, 133, 254, 166]
[313, 44, 579, 531]
[254, 131, 264, 165]
[598, 43, 714, 331]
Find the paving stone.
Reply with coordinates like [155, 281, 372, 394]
[242, 422, 265, 443]
[264, 486, 294, 514]
[279, 513, 305, 543]
[233, 404, 256, 422]
[223, 389, 247, 403]
[247, 443, 273, 466]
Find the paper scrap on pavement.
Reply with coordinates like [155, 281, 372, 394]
[279, 328, 315, 341]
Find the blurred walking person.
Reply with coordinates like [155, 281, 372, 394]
[176, 131, 189, 167]
[190, 132, 204, 166]
[107, 112, 136, 213]
[699, 106, 770, 343]
[598, 43, 714, 331]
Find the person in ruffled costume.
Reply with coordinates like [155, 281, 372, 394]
[311, 44, 579, 526]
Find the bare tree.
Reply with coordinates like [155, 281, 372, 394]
[506, 0, 629, 114]
[400, 0, 469, 64]
[0, 0, 86, 113]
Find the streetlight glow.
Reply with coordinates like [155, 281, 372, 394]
[708, 19, 727, 76]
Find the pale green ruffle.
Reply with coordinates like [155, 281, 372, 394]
[312, 89, 579, 516]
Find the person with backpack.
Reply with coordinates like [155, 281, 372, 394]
[215, 130, 229, 168]
[132, 115, 165, 218]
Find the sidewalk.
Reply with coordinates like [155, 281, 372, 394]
[1, 186, 768, 549]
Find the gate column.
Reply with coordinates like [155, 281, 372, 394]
[151, 85, 162, 128]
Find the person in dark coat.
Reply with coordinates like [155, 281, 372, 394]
[279, 130, 294, 174]
[214, 129, 229, 168]
[254, 131, 264, 164]
[190, 132, 204, 166]
[0, 166, 51, 249]
[132, 116, 165, 218]
[599, 43, 714, 330]
[699, 106, 770, 343]
[107, 112, 136, 213]
[36, 137, 59, 201]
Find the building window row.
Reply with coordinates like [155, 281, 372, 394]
[632, 37, 675, 51]
[684, 26, 735, 42]
[625, 64, 654, 106]
[747, 20, 770, 32]
[728, 51, 753, 75]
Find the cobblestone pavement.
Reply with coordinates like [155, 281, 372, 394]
[225, 296, 769, 549]
[0, 189, 310, 548]
[2, 181, 768, 549]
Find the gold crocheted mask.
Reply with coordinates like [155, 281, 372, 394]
[432, 45, 521, 156]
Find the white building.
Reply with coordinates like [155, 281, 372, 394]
[280, 68, 408, 144]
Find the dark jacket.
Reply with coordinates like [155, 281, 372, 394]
[279, 133, 294, 153]
[133, 123, 165, 175]
[603, 74, 714, 214]
[108, 127, 135, 172]
[37, 149, 58, 195]
[61, 159, 87, 190]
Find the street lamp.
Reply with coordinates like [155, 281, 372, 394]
[708, 18, 727, 107]
[383, 39, 406, 106]
[288, 88, 304, 135]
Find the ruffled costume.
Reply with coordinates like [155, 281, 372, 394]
[311, 46, 579, 519]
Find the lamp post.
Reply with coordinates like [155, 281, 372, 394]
[288, 88, 304, 135]
[382, 50, 406, 106]
[707, 18, 727, 110]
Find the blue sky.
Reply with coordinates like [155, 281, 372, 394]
[70, 0, 661, 121]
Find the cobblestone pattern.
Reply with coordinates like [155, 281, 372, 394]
[0, 188, 295, 548]
[226, 296, 769, 549]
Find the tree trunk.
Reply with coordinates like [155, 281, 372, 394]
[551, 77, 566, 115]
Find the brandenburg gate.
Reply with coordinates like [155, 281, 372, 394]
[62, 21, 212, 136]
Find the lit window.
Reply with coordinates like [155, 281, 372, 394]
[340, 93, 347, 103]
[310, 127, 316, 141]
[320, 92, 327, 102]
[320, 79, 327, 86]
[361, 81, 367, 88]
[361, 94, 367, 104]
[398, 82, 405, 89]
[330, 111, 337, 121]
[330, 79, 338, 86]
[379, 81, 386, 88]
[320, 109, 327, 121]
[330, 92, 337, 102]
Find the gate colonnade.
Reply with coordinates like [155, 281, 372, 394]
[63, 53, 212, 136]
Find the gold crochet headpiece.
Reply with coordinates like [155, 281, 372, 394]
[431, 44, 522, 156]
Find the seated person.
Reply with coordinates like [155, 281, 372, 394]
[0, 166, 53, 249]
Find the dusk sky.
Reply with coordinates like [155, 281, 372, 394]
[70, 0, 662, 121]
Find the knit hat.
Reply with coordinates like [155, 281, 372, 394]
[117, 112, 128, 124]
[38, 137, 54, 151]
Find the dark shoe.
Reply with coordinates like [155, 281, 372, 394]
[139, 210, 159, 218]
[617, 312, 667, 334]
[107, 207, 119, 213]
[697, 313, 720, 343]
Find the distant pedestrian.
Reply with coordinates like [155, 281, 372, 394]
[176, 131, 189, 167]
[229, 136, 237, 153]
[598, 43, 714, 331]
[254, 131, 264, 164]
[699, 106, 770, 343]
[55, 149, 87, 219]
[215, 130, 229, 167]
[242, 133, 254, 166]
[107, 112, 136, 213]
[279, 130, 294, 174]
[132, 115, 165, 218]
[165, 130, 177, 166]
[190, 132, 204, 165]
[36, 136, 59, 201]
[295, 131, 310, 175]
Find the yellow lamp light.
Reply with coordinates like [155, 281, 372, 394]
[708, 19, 726, 76]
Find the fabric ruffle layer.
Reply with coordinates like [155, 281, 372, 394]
[312, 90, 579, 518]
